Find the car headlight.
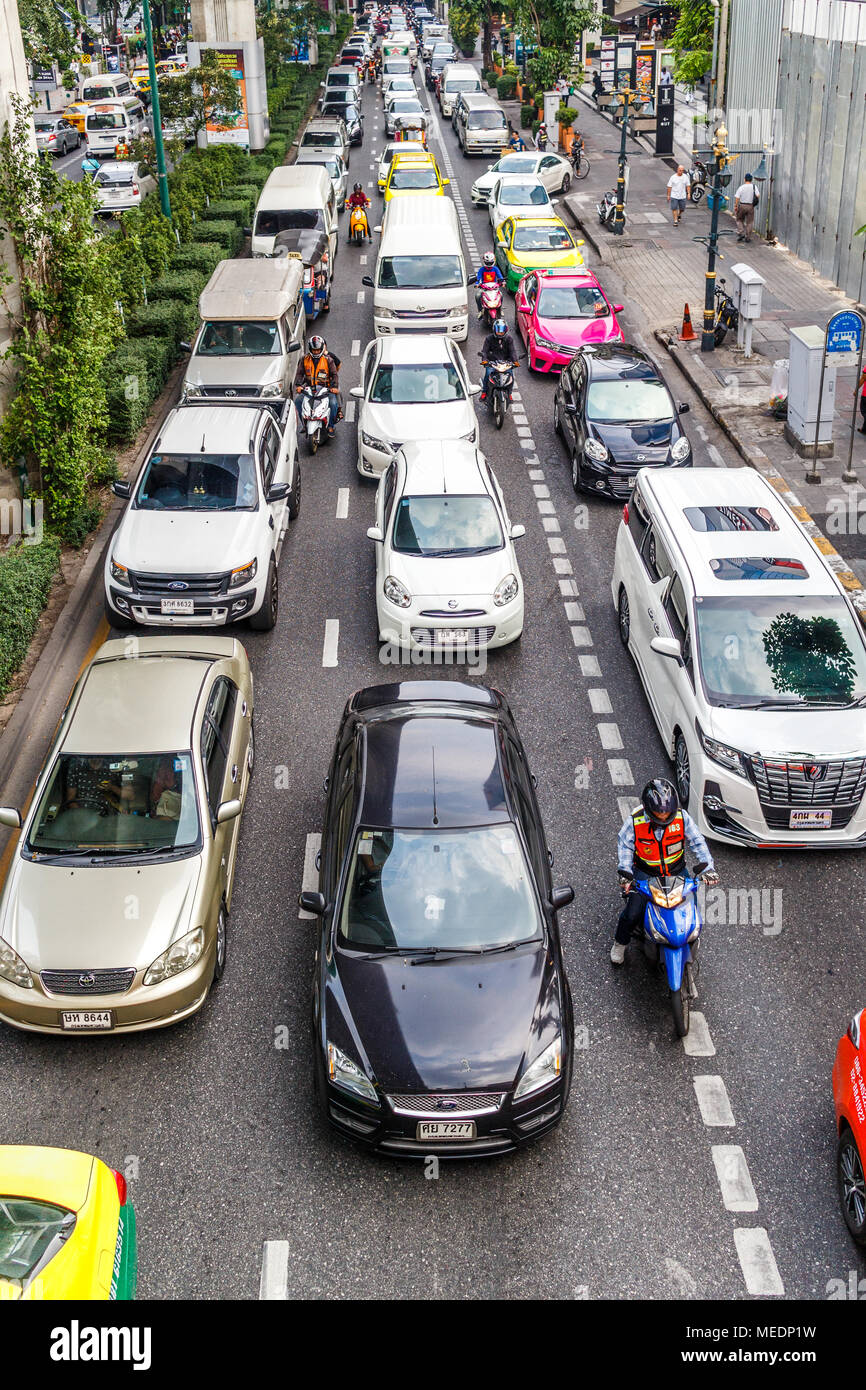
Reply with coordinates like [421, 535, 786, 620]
[584, 437, 609, 462]
[448, 304, 468, 317]
[534, 334, 556, 349]
[697, 725, 748, 779]
[494, 572, 519, 607]
[260, 381, 283, 398]
[514, 1034, 562, 1100]
[229, 558, 257, 588]
[143, 927, 205, 986]
[327, 1040, 379, 1103]
[670, 435, 691, 463]
[110, 557, 131, 587]
[376, 307, 397, 320]
[362, 430, 392, 454]
[384, 574, 411, 608]
[0, 937, 33, 989]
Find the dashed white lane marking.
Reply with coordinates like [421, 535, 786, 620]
[537, 499, 555, 514]
[559, 578, 579, 597]
[564, 601, 585, 622]
[548, 537, 566, 554]
[519, 438, 536, 450]
[542, 516, 560, 533]
[336, 488, 350, 519]
[533, 483, 550, 498]
[553, 557, 573, 574]
[708, 443, 725, 467]
[694, 1076, 736, 1127]
[570, 626, 592, 647]
[607, 759, 634, 786]
[356, 289, 365, 303]
[617, 796, 639, 821]
[259, 1241, 289, 1299]
[360, 254, 368, 265]
[711, 1146, 759, 1212]
[597, 723, 623, 750]
[298, 833, 322, 919]
[733, 1229, 785, 1296]
[351, 339, 360, 356]
[367, 179, 373, 187]
[344, 399, 356, 422]
[588, 687, 612, 714]
[322, 618, 340, 667]
[682, 1011, 716, 1057]
[578, 655, 600, 677]
[529, 468, 545, 481]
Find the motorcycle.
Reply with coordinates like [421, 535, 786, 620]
[478, 280, 503, 331]
[712, 277, 739, 346]
[597, 187, 618, 228]
[631, 874, 703, 1037]
[297, 383, 332, 454]
[349, 203, 370, 244]
[688, 158, 709, 203]
[479, 354, 515, 430]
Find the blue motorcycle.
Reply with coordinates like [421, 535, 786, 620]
[633, 874, 702, 1037]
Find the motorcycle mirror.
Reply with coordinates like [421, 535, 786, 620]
[550, 885, 574, 912]
[350, 385, 363, 397]
[367, 525, 384, 542]
[650, 636, 682, 662]
[510, 523, 526, 539]
[678, 402, 691, 413]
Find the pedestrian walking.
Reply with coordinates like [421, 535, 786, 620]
[592, 70, 605, 104]
[734, 172, 759, 242]
[666, 165, 690, 225]
[855, 362, 866, 435]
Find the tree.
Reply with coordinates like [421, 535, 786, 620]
[668, 0, 716, 88]
[17, 0, 85, 67]
[259, 3, 321, 80]
[156, 50, 243, 146]
[450, 3, 480, 58]
[511, 0, 599, 54]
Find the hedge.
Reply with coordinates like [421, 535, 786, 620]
[218, 187, 255, 220]
[169, 241, 228, 276]
[231, 168, 271, 192]
[148, 269, 208, 306]
[189, 218, 242, 255]
[520, 103, 536, 129]
[0, 534, 62, 701]
[496, 75, 517, 100]
[104, 358, 151, 443]
[126, 298, 196, 348]
[119, 333, 176, 393]
[200, 198, 250, 230]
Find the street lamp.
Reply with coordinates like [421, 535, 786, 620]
[700, 121, 730, 352]
[610, 87, 638, 236]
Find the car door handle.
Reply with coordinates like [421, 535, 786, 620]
[269, 514, 274, 529]
[231, 764, 239, 783]
[647, 608, 655, 619]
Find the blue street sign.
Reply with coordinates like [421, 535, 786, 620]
[826, 310, 863, 354]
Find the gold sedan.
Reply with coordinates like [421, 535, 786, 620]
[0, 635, 254, 1034]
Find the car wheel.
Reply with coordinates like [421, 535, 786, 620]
[287, 456, 301, 519]
[674, 731, 691, 808]
[213, 903, 228, 983]
[838, 1129, 866, 1245]
[617, 586, 630, 647]
[560, 172, 571, 194]
[249, 557, 278, 631]
[571, 449, 582, 493]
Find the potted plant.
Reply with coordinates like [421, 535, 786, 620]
[556, 104, 579, 152]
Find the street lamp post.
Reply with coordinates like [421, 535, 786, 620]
[142, 0, 171, 219]
[701, 122, 729, 353]
[610, 88, 637, 236]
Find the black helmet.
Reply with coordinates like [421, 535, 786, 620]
[308, 334, 326, 358]
[353, 182, 363, 193]
[641, 778, 679, 827]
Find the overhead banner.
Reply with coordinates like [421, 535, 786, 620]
[205, 47, 250, 147]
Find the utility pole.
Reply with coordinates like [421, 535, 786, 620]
[142, 0, 172, 218]
[610, 87, 637, 236]
[700, 122, 730, 352]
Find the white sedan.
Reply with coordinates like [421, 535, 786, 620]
[471, 151, 574, 206]
[368, 440, 525, 652]
[384, 95, 426, 137]
[91, 160, 155, 214]
[352, 335, 480, 478]
[488, 175, 555, 230]
[381, 74, 416, 104]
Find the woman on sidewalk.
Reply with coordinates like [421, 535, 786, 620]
[856, 363, 866, 435]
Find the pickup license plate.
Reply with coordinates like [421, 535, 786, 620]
[789, 809, 832, 829]
[160, 598, 194, 615]
[435, 629, 469, 644]
[416, 1121, 476, 1141]
[61, 1010, 114, 1031]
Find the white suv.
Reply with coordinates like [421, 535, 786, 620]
[611, 467, 866, 847]
[105, 403, 300, 632]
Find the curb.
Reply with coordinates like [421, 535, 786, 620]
[562, 196, 614, 265]
[656, 328, 866, 624]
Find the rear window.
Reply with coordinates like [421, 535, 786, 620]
[0, 1198, 75, 1286]
[87, 111, 126, 130]
[684, 504, 779, 532]
[708, 556, 809, 581]
[255, 208, 325, 236]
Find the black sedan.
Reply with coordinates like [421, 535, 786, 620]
[553, 343, 692, 498]
[320, 98, 364, 145]
[300, 681, 575, 1158]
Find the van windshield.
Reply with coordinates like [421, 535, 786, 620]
[198, 321, 281, 356]
[255, 208, 325, 237]
[378, 255, 463, 289]
[446, 79, 481, 91]
[301, 131, 340, 148]
[469, 111, 508, 130]
[83, 82, 127, 99]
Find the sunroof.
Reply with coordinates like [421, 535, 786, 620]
[709, 557, 808, 581]
[685, 505, 779, 532]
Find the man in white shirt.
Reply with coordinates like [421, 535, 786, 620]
[734, 172, 759, 242]
[666, 165, 690, 224]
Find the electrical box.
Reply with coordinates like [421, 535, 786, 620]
[787, 325, 835, 448]
[729, 262, 765, 320]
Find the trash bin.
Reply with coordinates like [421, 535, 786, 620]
[706, 189, 728, 213]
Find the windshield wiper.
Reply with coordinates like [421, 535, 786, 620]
[480, 937, 541, 954]
[409, 947, 481, 964]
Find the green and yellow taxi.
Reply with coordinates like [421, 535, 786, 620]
[492, 215, 586, 293]
[383, 151, 449, 202]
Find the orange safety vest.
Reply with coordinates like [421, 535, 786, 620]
[302, 353, 330, 388]
[632, 809, 686, 875]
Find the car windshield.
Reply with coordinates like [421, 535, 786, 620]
[0, 1198, 75, 1286]
[26, 752, 201, 859]
[384, 62, 411, 73]
[324, 105, 358, 121]
[302, 131, 340, 147]
[370, 363, 464, 403]
[136, 452, 258, 510]
[512, 225, 573, 251]
[339, 825, 542, 950]
[469, 111, 508, 130]
[390, 99, 423, 113]
[537, 284, 608, 318]
[255, 208, 325, 236]
[694, 595, 866, 707]
[378, 254, 463, 289]
[499, 183, 549, 205]
[197, 320, 280, 356]
[496, 155, 537, 174]
[87, 111, 126, 129]
[586, 379, 672, 423]
[446, 78, 480, 91]
[392, 494, 503, 556]
[391, 166, 438, 189]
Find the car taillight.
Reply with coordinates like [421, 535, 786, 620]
[622, 503, 629, 526]
[132, 183, 139, 195]
[114, 1170, 127, 1205]
[48, 133, 56, 141]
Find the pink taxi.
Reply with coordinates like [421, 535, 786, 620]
[515, 268, 624, 373]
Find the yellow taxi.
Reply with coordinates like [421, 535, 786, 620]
[131, 71, 151, 97]
[62, 102, 91, 134]
[493, 214, 586, 292]
[0, 1145, 137, 1300]
[383, 152, 449, 203]
[156, 57, 187, 76]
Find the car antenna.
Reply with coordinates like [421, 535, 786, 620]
[201, 434, 206, 453]
[431, 746, 439, 826]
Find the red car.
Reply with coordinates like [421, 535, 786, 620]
[515, 268, 624, 373]
[832, 1008, 866, 1245]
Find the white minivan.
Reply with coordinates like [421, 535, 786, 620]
[80, 72, 134, 103]
[439, 62, 482, 118]
[363, 195, 468, 340]
[85, 98, 147, 158]
[250, 164, 337, 261]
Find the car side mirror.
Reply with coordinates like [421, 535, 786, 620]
[613, 304, 624, 313]
[243, 225, 252, 236]
[350, 385, 363, 397]
[576, 239, 585, 247]
[551, 885, 574, 912]
[298, 890, 326, 916]
[0, 806, 22, 830]
[510, 523, 526, 539]
[288, 340, 302, 352]
[267, 483, 290, 502]
[650, 636, 682, 662]
[442, 177, 449, 184]
[678, 402, 691, 413]
[468, 382, 481, 396]
[216, 798, 242, 825]
[362, 275, 374, 287]
[112, 480, 131, 499]
[179, 340, 192, 353]
[367, 525, 384, 542]
[564, 402, 578, 414]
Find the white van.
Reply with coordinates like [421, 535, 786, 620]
[251, 164, 337, 260]
[85, 98, 147, 158]
[363, 195, 468, 340]
[439, 62, 483, 118]
[456, 91, 508, 155]
[80, 72, 134, 103]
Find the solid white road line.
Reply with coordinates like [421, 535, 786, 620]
[607, 759, 634, 786]
[322, 618, 340, 667]
[733, 1228, 785, 1296]
[588, 688, 612, 714]
[694, 1075, 736, 1127]
[336, 488, 350, 519]
[259, 1241, 289, 1300]
[711, 1145, 759, 1212]
[298, 833, 322, 919]
[598, 723, 624, 750]
[682, 1011, 716, 1057]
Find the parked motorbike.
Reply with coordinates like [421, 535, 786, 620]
[479, 355, 515, 430]
[688, 158, 709, 203]
[597, 188, 618, 228]
[479, 280, 503, 331]
[631, 874, 703, 1037]
[712, 277, 739, 346]
[297, 384, 332, 454]
[349, 203, 370, 244]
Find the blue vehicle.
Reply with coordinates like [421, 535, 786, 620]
[271, 228, 332, 320]
[633, 874, 702, 1037]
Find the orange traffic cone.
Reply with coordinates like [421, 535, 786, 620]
[679, 303, 697, 341]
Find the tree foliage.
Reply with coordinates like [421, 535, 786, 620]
[511, 0, 599, 53]
[669, 0, 716, 87]
[17, 0, 84, 67]
[156, 50, 243, 145]
[450, 2, 481, 57]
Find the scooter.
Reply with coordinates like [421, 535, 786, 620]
[712, 278, 739, 345]
[478, 280, 503, 331]
[297, 384, 332, 454]
[632, 874, 703, 1037]
[688, 158, 709, 203]
[479, 355, 515, 430]
[349, 203, 370, 244]
[597, 187, 618, 228]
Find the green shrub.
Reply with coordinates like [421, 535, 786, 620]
[104, 352, 151, 444]
[200, 199, 249, 229]
[170, 241, 227, 276]
[520, 103, 536, 129]
[62, 499, 104, 548]
[126, 299, 192, 347]
[266, 133, 288, 158]
[0, 534, 62, 700]
[219, 187, 255, 220]
[556, 105, 579, 126]
[232, 167, 270, 191]
[148, 269, 208, 306]
[497, 75, 517, 100]
[189, 218, 242, 255]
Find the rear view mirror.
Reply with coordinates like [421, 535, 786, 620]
[362, 275, 374, 287]
[216, 798, 242, 825]
[267, 483, 290, 502]
[469, 382, 481, 396]
[350, 385, 363, 397]
[179, 340, 192, 353]
[551, 885, 575, 912]
[243, 225, 252, 237]
[510, 523, 526, 539]
[288, 340, 302, 352]
[112, 481, 131, 499]
[613, 304, 624, 313]
[0, 807, 22, 831]
[678, 402, 691, 413]
[650, 636, 682, 662]
[298, 890, 326, 916]
[367, 525, 384, 542]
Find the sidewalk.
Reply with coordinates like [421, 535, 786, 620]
[562, 91, 866, 604]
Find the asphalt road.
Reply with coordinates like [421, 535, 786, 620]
[6, 69, 866, 1303]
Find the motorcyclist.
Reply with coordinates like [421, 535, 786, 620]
[479, 318, 519, 400]
[346, 182, 372, 238]
[474, 251, 504, 318]
[293, 334, 342, 435]
[611, 778, 718, 965]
